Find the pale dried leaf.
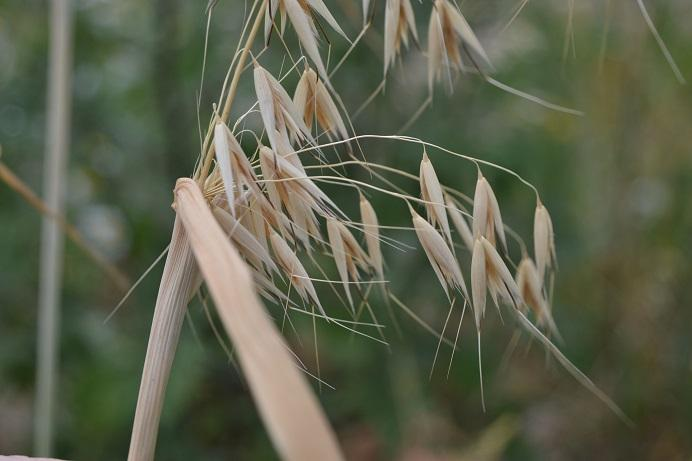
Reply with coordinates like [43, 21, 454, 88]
[174, 179, 343, 460]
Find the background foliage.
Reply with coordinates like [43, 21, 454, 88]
[1, 0, 691, 459]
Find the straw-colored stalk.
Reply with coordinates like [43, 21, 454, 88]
[174, 178, 343, 461]
[127, 217, 199, 461]
[35, 0, 73, 455]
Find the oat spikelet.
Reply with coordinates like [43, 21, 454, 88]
[258, 145, 343, 224]
[472, 173, 507, 251]
[427, 0, 491, 90]
[446, 193, 474, 251]
[359, 194, 384, 281]
[411, 206, 468, 300]
[515, 257, 559, 337]
[384, 0, 418, 76]
[326, 218, 369, 308]
[277, 0, 348, 85]
[270, 230, 325, 315]
[470, 238, 486, 330]
[533, 201, 556, 283]
[480, 236, 521, 308]
[293, 68, 348, 140]
[212, 205, 280, 277]
[420, 152, 452, 246]
[254, 63, 313, 155]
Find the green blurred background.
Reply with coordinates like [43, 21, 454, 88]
[2, 0, 692, 459]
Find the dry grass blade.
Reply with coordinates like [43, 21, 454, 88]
[174, 178, 344, 461]
[128, 216, 199, 461]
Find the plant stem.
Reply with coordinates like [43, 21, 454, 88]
[196, 0, 267, 184]
[127, 217, 199, 461]
[34, 0, 72, 455]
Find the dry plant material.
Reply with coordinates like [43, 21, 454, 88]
[428, 0, 491, 90]
[472, 173, 507, 251]
[533, 200, 556, 283]
[359, 194, 384, 281]
[446, 193, 474, 251]
[419, 153, 452, 246]
[411, 206, 468, 300]
[174, 178, 343, 461]
[294, 67, 348, 141]
[125, 0, 634, 457]
[383, 0, 418, 76]
[128, 217, 199, 461]
[326, 217, 370, 309]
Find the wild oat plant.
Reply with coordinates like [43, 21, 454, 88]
[123, 1, 634, 460]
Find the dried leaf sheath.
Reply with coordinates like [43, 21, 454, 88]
[174, 178, 344, 461]
[128, 216, 199, 461]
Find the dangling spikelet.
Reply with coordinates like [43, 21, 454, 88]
[446, 193, 474, 251]
[271, 0, 349, 85]
[533, 200, 557, 283]
[470, 238, 487, 330]
[254, 63, 313, 154]
[212, 205, 280, 277]
[472, 173, 507, 251]
[270, 230, 325, 315]
[383, 0, 418, 76]
[427, 0, 491, 91]
[419, 153, 453, 246]
[480, 237, 521, 308]
[359, 194, 384, 281]
[326, 217, 369, 309]
[515, 257, 560, 338]
[293, 68, 349, 140]
[213, 122, 263, 216]
[411, 206, 468, 300]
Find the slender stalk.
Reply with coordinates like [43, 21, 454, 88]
[0, 161, 129, 290]
[127, 216, 199, 461]
[34, 0, 73, 455]
[174, 178, 344, 461]
[196, 0, 267, 183]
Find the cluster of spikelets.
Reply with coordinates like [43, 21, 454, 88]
[125, 1, 635, 460]
[262, 0, 492, 92]
[190, 0, 575, 393]
[200, 58, 563, 375]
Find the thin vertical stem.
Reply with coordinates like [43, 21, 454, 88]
[127, 217, 199, 461]
[34, 0, 73, 455]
